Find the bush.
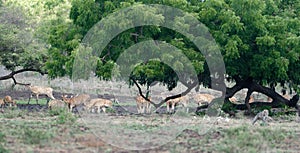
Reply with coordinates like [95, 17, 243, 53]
[56, 110, 77, 124]
[23, 127, 53, 145]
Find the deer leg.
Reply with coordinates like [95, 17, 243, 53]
[147, 103, 151, 113]
[46, 98, 50, 106]
[137, 103, 142, 114]
[68, 104, 72, 112]
[36, 94, 39, 104]
[172, 103, 175, 113]
[97, 106, 101, 113]
[166, 103, 170, 113]
[141, 104, 144, 114]
[70, 105, 73, 113]
[143, 103, 146, 114]
[102, 107, 106, 113]
[28, 93, 33, 104]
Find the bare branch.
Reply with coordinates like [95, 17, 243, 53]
[130, 77, 157, 107]
[130, 77, 197, 109]
[0, 68, 46, 85]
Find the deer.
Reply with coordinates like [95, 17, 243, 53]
[26, 84, 55, 105]
[61, 94, 90, 112]
[281, 89, 290, 100]
[48, 99, 66, 110]
[252, 109, 273, 125]
[166, 95, 189, 113]
[3, 95, 16, 107]
[85, 98, 113, 113]
[193, 93, 215, 106]
[0, 99, 4, 108]
[135, 95, 151, 114]
[249, 95, 255, 103]
[229, 96, 238, 103]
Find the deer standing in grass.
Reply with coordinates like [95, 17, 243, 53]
[85, 98, 113, 113]
[4, 96, 16, 107]
[61, 94, 90, 112]
[193, 93, 215, 106]
[136, 95, 151, 114]
[0, 99, 4, 108]
[166, 95, 189, 113]
[252, 109, 273, 125]
[26, 84, 55, 104]
[48, 99, 66, 110]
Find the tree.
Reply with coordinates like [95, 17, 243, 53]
[44, 0, 300, 113]
[1, 0, 299, 114]
[0, 0, 72, 84]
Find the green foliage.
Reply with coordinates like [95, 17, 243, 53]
[1, 109, 25, 119]
[0, 0, 70, 73]
[0, 132, 7, 153]
[55, 109, 77, 124]
[221, 100, 237, 113]
[123, 122, 158, 131]
[130, 60, 178, 90]
[251, 105, 272, 115]
[48, 107, 68, 116]
[70, 0, 100, 34]
[1, 0, 299, 100]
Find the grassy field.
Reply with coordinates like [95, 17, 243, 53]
[0, 73, 299, 152]
[16, 99, 49, 105]
[0, 106, 300, 152]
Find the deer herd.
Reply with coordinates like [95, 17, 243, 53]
[0, 84, 293, 119]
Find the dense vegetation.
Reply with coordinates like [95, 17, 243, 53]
[0, 0, 299, 112]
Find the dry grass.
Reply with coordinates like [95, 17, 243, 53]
[0, 69, 299, 152]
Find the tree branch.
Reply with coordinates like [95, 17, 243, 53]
[0, 68, 46, 85]
[130, 76, 157, 107]
[130, 76, 198, 109]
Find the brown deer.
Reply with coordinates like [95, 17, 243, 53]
[48, 99, 66, 110]
[193, 93, 215, 106]
[85, 98, 113, 113]
[166, 96, 189, 113]
[0, 99, 4, 108]
[229, 96, 238, 103]
[26, 84, 55, 104]
[3, 95, 16, 107]
[136, 95, 151, 114]
[61, 94, 90, 112]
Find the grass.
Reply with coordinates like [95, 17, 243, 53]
[16, 99, 49, 105]
[0, 108, 83, 152]
[171, 123, 297, 153]
[0, 104, 299, 152]
[0, 132, 7, 153]
[22, 127, 54, 145]
[214, 126, 294, 153]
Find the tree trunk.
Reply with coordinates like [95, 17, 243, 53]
[198, 77, 300, 115]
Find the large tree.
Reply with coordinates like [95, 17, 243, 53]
[60, 0, 299, 111]
[0, 0, 299, 113]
